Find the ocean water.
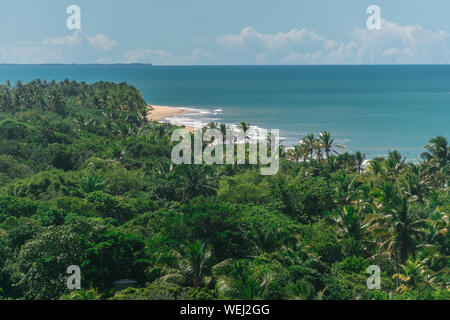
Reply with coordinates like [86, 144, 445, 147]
[1, 65, 449, 161]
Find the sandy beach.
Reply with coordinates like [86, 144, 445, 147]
[147, 105, 189, 121]
[147, 105, 195, 132]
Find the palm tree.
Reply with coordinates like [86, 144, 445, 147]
[366, 158, 385, 176]
[420, 136, 449, 188]
[159, 240, 213, 288]
[366, 193, 426, 287]
[238, 122, 251, 141]
[156, 123, 172, 139]
[302, 134, 316, 159]
[79, 172, 109, 195]
[386, 150, 406, 172]
[238, 122, 250, 133]
[401, 166, 428, 204]
[314, 139, 326, 162]
[286, 144, 306, 162]
[329, 206, 367, 240]
[393, 256, 437, 293]
[48, 92, 67, 116]
[220, 124, 227, 144]
[421, 136, 449, 168]
[176, 165, 218, 201]
[285, 281, 326, 300]
[318, 131, 344, 160]
[216, 261, 271, 300]
[392, 196, 426, 263]
[207, 122, 219, 130]
[379, 195, 424, 262]
[429, 210, 449, 242]
[183, 240, 213, 288]
[354, 151, 366, 174]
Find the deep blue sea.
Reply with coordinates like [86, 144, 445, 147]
[1, 65, 449, 161]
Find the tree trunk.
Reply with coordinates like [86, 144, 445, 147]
[395, 253, 399, 289]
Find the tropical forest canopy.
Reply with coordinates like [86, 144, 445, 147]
[0, 79, 448, 300]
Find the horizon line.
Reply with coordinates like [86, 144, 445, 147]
[1, 63, 450, 67]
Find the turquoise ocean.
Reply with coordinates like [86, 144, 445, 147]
[1, 65, 449, 161]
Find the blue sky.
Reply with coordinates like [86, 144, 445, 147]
[1, 0, 450, 64]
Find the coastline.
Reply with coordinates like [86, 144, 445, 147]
[147, 105, 189, 121]
[146, 105, 287, 148]
[147, 105, 195, 132]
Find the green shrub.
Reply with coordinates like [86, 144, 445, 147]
[85, 191, 134, 223]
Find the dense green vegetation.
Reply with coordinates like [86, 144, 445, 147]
[0, 80, 448, 300]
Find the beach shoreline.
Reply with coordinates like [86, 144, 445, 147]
[147, 105, 189, 121]
[147, 105, 195, 132]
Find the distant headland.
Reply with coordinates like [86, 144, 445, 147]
[0, 63, 152, 66]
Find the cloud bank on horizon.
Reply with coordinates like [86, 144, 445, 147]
[1, 18, 450, 65]
[209, 20, 450, 65]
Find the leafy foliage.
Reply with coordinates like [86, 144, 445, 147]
[0, 80, 448, 300]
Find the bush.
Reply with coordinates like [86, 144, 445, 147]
[10, 218, 108, 299]
[2, 170, 78, 200]
[285, 177, 336, 222]
[85, 191, 134, 223]
[0, 119, 32, 140]
[0, 197, 38, 223]
[181, 201, 246, 261]
[82, 231, 147, 290]
[110, 283, 185, 300]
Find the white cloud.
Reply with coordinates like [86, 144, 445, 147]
[86, 34, 119, 51]
[4, 19, 449, 65]
[348, 20, 450, 64]
[43, 30, 84, 46]
[43, 31, 119, 51]
[214, 20, 450, 64]
[216, 27, 336, 52]
[0, 30, 119, 63]
[0, 45, 62, 64]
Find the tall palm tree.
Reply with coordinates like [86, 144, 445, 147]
[421, 136, 449, 168]
[176, 165, 218, 201]
[314, 139, 324, 162]
[183, 240, 213, 288]
[238, 122, 250, 133]
[216, 261, 271, 300]
[401, 166, 428, 204]
[354, 151, 366, 174]
[386, 150, 406, 172]
[420, 136, 449, 188]
[302, 134, 316, 159]
[159, 240, 213, 288]
[286, 144, 306, 162]
[318, 131, 344, 160]
[238, 122, 251, 141]
[220, 123, 227, 144]
[329, 206, 367, 240]
[366, 193, 426, 286]
[367, 158, 385, 176]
